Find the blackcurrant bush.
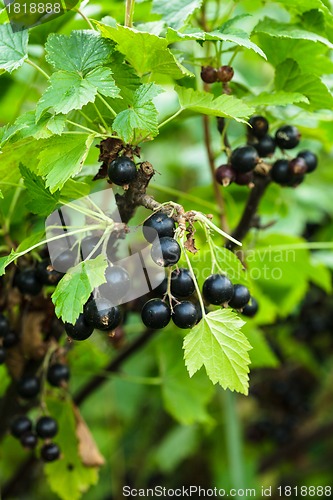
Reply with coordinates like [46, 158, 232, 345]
[0, 313, 10, 337]
[253, 135, 276, 157]
[200, 66, 217, 84]
[270, 160, 293, 185]
[108, 156, 137, 185]
[84, 298, 121, 331]
[17, 376, 40, 399]
[172, 301, 199, 329]
[242, 297, 259, 317]
[15, 269, 43, 296]
[20, 432, 38, 449]
[235, 171, 254, 186]
[41, 442, 61, 462]
[80, 235, 103, 260]
[289, 157, 308, 175]
[141, 299, 171, 329]
[64, 313, 94, 341]
[10, 416, 32, 438]
[229, 284, 250, 309]
[170, 268, 195, 298]
[36, 416, 58, 439]
[248, 116, 269, 139]
[143, 212, 176, 243]
[99, 265, 130, 301]
[202, 274, 234, 305]
[297, 150, 318, 173]
[0, 347, 5, 364]
[215, 164, 236, 186]
[36, 260, 63, 285]
[53, 249, 77, 273]
[2, 331, 18, 348]
[47, 363, 70, 387]
[230, 146, 259, 173]
[275, 125, 301, 150]
[216, 65, 234, 82]
[151, 237, 181, 267]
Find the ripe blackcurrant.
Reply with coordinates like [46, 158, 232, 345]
[229, 284, 250, 309]
[202, 274, 234, 305]
[242, 297, 259, 317]
[235, 171, 254, 186]
[297, 150, 317, 173]
[0, 313, 10, 337]
[20, 432, 38, 449]
[47, 363, 70, 387]
[248, 116, 269, 139]
[172, 301, 199, 329]
[170, 268, 195, 298]
[10, 416, 32, 438]
[15, 269, 43, 296]
[275, 125, 301, 150]
[84, 298, 121, 331]
[80, 235, 103, 260]
[41, 442, 61, 462]
[36, 260, 63, 285]
[217, 65, 234, 82]
[289, 157, 308, 175]
[155, 277, 168, 296]
[200, 66, 217, 84]
[230, 146, 259, 173]
[143, 212, 176, 243]
[0, 347, 5, 364]
[53, 248, 77, 273]
[17, 376, 40, 399]
[2, 331, 18, 348]
[253, 135, 276, 157]
[151, 237, 181, 267]
[108, 156, 137, 185]
[36, 416, 58, 439]
[270, 159, 293, 185]
[64, 313, 94, 341]
[141, 299, 171, 329]
[215, 164, 236, 186]
[99, 265, 130, 301]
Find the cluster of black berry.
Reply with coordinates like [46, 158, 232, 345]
[215, 115, 318, 188]
[13, 258, 63, 296]
[10, 414, 60, 461]
[16, 362, 69, 402]
[201, 65, 234, 84]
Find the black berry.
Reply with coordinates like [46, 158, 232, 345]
[229, 284, 250, 309]
[151, 237, 181, 267]
[10, 416, 32, 438]
[36, 260, 63, 285]
[99, 265, 130, 302]
[108, 156, 137, 185]
[215, 164, 236, 186]
[170, 268, 195, 298]
[84, 298, 121, 331]
[297, 150, 318, 173]
[2, 331, 18, 348]
[172, 301, 199, 329]
[41, 442, 60, 462]
[0, 313, 10, 337]
[235, 171, 254, 186]
[248, 116, 269, 139]
[217, 65, 234, 82]
[289, 157, 308, 176]
[20, 432, 38, 449]
[202, 274, 234, 305]
[15, 269, 43, 295]
[155, 277, 168, 296]
[275, 125, 301, 150]
[53, 249, 77, 273]
[36, 416, 58, 439]
[17, 376, 40, 399]
[230, 146, 259, 173]
[0, 347, 5, 364]
[271, 160, 293, 185]
[64, 313, 94, 341]
[200, 66, 217, 84]
[141, 299, 171, 329]
[143, 212, 176, 243]
[47, 363, 70, 387]
[242, 297, 259, 317]
[253, 135, 276, 157]
[80, 235, 103, 260]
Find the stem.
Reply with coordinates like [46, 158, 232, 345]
[66, 120, 100, 135]
[97, 94, 117, 118]
[25, 59, 50, 79]
[149, 184, 218, 212]
[158, 108, 183, 129]
[125, 0, 135, 27]
[93, 102, 108, 131]
[75, 8, 95, 30]
[193, 211, 241, 247]
[180, 236, 206, 318]
[4, 180, 23, 233]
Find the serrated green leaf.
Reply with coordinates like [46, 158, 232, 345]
[206, 28, 266, 60]
[0, 23, 28, 72]
[37, 134, 95, 193]
[246, 91, 309, 107]
[113, 83, 163, 143]
[19, 163, 60, 216]
[45, 30, 114, 75]
[52, 255, 107, 324]
[152, 0, 203, 30]
[275, 0, 333, 22]
[176, 86, 254, 123]
[183, 309, 251, 395]
[96, 23, 190, 79]
[85, 67, 120, 97]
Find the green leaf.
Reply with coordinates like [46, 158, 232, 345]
[0, 23, 28, 72]
[154, 426, 199, 473]
[52, 255, 107, 324]
[246, 91, 308, 107]
[37, 134, 95, 193]
[45, 30, 114, 74]
[243, 324, 279, 368]
[44, 398, 99, 500]
[176, 86, 254, 123]
[96, 23, 190, 79]
[19, 164, 60, 216]
[183, 309, 251, 395]
[112, 83, 163, 143]
[152, 0, 203, 30]
[157, 334, 214, 425]
[307, 258, 332, 294]
[275, 0, 333, 23]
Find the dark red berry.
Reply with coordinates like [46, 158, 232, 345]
[229, 284, 250, 309]
[217, 65, 234, 82]
[275, 125, 301, 150]
[235, 171, 254, 186]
[215, 164, 236, 186]
[141, 299, 171, 329]
[41, 442, 61, 462]
[289, 157, 308, 175]
[10, 416, 33, 438]
[248, 116, 269, 139]
[297, 150, 318, 173]
[108, 156, 137, 185]
[253, 135, 276, 157]
[172, 301, 199, 329]
[230, 146, 259, 173]
[143, 212, 176, 243]
[200, 66, 217, 84]
[64, 313, 94, 341]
